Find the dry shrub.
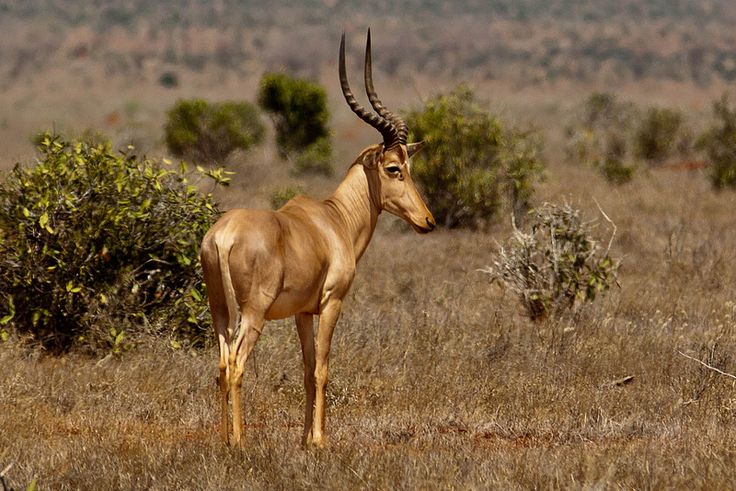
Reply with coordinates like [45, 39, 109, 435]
[482, 202, 620, 320]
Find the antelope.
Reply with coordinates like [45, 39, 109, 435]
[200, 30, 436, 449]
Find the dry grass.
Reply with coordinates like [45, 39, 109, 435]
[3, 164, 736, 488]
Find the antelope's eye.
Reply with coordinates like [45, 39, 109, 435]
[386, 165, 401, 175]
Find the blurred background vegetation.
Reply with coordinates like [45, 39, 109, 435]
[2, 0, 736, 85]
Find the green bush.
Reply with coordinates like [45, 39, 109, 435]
[582, 92, 633, 129]
[258, 73, 331, 153]
[634, 107, 685, 163]
[258, 73, 334, 175]
[404, 85, 544, 228]
[159, 71, 179, 88]
[0, 133, 228, 353]
[567, 93, 695, 183]
[291, 137, 333, 177]
[565, 92, 639, 184]
[698, 94, 736, 189]
[164, 98, 264, 164]
[481, 203, 620, 320]
[599, 131, 637, 184]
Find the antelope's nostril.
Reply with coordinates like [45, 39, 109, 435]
[426, 217, 436, 231]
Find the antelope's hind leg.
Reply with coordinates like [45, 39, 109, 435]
[202, 260, 233, 445]
[217, 334, 231, 445]
[229, 300, 273, 448]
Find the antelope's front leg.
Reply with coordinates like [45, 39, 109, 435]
[309, 298, 342, 448]
[296, 313, 316, 447]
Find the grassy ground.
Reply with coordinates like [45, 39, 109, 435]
[2, 159, 736, 488]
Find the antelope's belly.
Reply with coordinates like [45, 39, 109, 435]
[264, 285, 320, 320]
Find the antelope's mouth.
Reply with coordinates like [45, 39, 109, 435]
[412, 218, 436, 234]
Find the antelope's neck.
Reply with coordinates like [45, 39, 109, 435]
[324, 165, 380, 261]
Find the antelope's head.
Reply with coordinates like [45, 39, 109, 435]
[339, 30, 436, 234]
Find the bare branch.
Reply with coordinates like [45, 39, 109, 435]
[0, 463, 13, 491]
[677, 350, 736, 381]
[593, 197, 617, 257]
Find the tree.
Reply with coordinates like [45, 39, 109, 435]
[565, 92, 639, 184]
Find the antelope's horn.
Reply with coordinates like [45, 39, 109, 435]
[339, 32, 397, 147]
[364, 28, 408, 148]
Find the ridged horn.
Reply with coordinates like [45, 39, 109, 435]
[364, 28, 408, 148]
[339, 32, 398, 147]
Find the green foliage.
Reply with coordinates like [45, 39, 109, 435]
[405, 85, 544, 228]
[158, 71, 179, 88]
[164, 98, 264, 164]
[698, 94, 736, 189]
[0, 133, 227, 353]
[634, 107, 685, 162]
[269, 185, 304, 210]
[583, 92, 633, 129]
[258, 73, 331, 153]
[291, 137, 333, 177]
[258, 73, 334, 175]
[599, 131, 637, 185]
[482, 203, 620, 320]
[599, 156, 636, 185]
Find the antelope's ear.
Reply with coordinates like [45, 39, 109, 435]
[406, 141, 425, 158]
[361, 146, 383, 169]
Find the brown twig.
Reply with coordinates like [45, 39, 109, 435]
[601, 375, 634, 388]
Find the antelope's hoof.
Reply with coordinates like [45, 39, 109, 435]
[305, 433, 326, 450]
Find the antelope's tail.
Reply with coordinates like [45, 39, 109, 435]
[216, 238, 239, 340]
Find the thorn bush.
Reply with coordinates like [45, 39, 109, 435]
[0, 133, 227, 353]
[481, 203, 620, 321]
